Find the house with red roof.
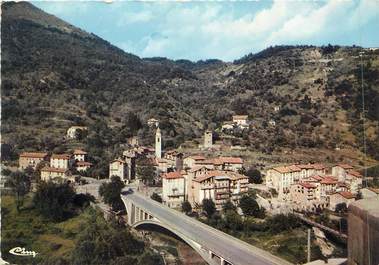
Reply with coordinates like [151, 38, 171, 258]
[289, 182, 328, 212]
[183, 155, 206, 168]
[345, 170, 363, 194]
[266, 165, 301, 195]
[332, 164, 354, 181]
[109, 159, 129, 183]
[19, 152, 49, 170]
[162, 171, 185, 208]
[73, 149, 87, 162]
[40, 166, 72, 182]
[329, 191, 356, 211]
[189, 170, 248, 210]
[50, 154, 74, 169]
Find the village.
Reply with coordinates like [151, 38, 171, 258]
[16, 114, 379, 219]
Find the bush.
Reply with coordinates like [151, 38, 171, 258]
[33, 182, 76, 221]
[202, 198, 216, 217]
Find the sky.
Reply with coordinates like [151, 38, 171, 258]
[33, 0, 379, 62]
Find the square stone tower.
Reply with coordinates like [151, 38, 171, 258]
[204, 130, 213, 148]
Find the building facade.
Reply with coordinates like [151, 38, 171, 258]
[109, 159, 129, 182]
[19, 152, 48, 170]
[50, 154, 73, 169]
[162, 171, 186, 208]
[40, 166, 71, 182]
[73, 149, 87, 162]
[204, 130, 213, 148]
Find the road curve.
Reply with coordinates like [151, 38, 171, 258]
[121, 190, 292, 265]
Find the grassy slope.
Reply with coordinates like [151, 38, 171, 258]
[1, 194, 89, 264]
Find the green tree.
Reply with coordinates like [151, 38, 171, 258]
[202, 198, 216, 217]
[222, 200, 236, 213]
[33, 182, 76, 221]
[6, 171, 31, 211]
[239, 195, 260, 217]
[150, 192, 162, 203]
[75, 128, 88, 140]
[224, 210, 243, 231]
[246, 168, 263, 184]
[72, 209, 145, 265]
[124, 113, 142, 134]
[136, 158, 156, 185]
[137, 251, 164, 265]
[181, 201, 192, 214]
[99, 176, 125, 211]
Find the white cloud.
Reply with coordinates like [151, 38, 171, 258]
[143, 0, 379, 61]
[117, 10, 154, 26]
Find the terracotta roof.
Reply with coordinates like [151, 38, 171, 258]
[273, 165, 301, 174]
[193, 170, 227, 182]
[189, 155, 206, 161]
[339, 191, 355, 199]
[299, 182, 317, 189]
[313, 164, 326, 170]
[297, 164, 315, 169]
[347, 170, 362, 178]
[321, 176, 338, 185]
[229, 173, 248, 181]
[73, 149, 87, 155]
[51, 154, 71, 160]
[219, 157, 244, 164]
[162, 171, 183, 179]
[297, 164, 326, 170]
[41, 166, 68, 173]
[111, 159, 125, 164]
[20, 152, 48, 158]
[188, 165, 213, 173]
[336, 164, 354, 169]
[76, 161, 92, 166]
[196, 159, 216, 165]
[311, 175, 324, 181]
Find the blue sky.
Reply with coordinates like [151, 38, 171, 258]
[33, 0, 379, 62]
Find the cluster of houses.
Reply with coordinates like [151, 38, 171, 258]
[108, 126, 249, 210]
[161, 155, 248, 209]
[19, 149, 92, 182]
[266, 163, 376, 212]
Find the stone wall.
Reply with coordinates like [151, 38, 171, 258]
[348, 198, 379, 265]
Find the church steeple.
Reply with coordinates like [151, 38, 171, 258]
[155, 127, 162, 159]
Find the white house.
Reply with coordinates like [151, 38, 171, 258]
[109, 159, 129, 182]
[50, 154, 73, 169]
[73, 149, 87, 162]
[232, 115, 249, 126]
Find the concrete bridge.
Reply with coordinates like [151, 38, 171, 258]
[121, 189, 292, 265]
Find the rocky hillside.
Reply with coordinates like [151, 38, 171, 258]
[1, 2, 378, 170]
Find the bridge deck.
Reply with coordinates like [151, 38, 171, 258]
[122, 191, 292, 265]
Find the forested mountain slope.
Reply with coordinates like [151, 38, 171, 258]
[2, 2, 378, 171]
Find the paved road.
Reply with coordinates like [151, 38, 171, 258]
[122, 190, 292, 265]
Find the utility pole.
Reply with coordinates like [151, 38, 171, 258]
[307, 229, 311, 263]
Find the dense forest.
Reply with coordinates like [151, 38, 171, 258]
[2, 2, 379, 174]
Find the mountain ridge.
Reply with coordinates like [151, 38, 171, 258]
[1, 1, 378, 171]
